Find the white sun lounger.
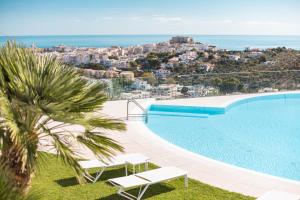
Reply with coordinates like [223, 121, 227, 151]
[78, 153, 149, 183]
[257, 190, 300, 200]
[108, 166, 188, 200]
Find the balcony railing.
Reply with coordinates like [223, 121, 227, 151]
[104, 70, 300, 101]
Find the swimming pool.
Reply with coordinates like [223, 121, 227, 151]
[146, 93, 300, 182]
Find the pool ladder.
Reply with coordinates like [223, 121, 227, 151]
[126, 99, 148, 123]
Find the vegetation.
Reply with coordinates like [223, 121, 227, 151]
[108, 77, 133, 99]
[133, 47, 300, 94]
[108, 55, 118, 60]
[0, 161, 40, 200]
[213, 77, 243, 93]
[144, 53, 161, 71]
[78, 63, 106, 70]
[142, 72, 158, 86]
[181, 86, 189, 96]
[31, 153, 255, 200]
[0, 42, 126, 194]
[129, 60, 141, 71]
[102, 49, 298, 95]
[141, 52, 177, 72]
[165, 77, 176, 85]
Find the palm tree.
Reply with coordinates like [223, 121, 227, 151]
[0, 160, 40, 200]
[0, 42, 126, 193]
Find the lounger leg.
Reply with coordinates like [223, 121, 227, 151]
[125, 164, 128, 176]
[83, 172, 95, 182]
[133, 165, 135, 174]
[117, 188, 124, 195]
[117, 187, 136, 200]
[184, 175, 188, 188]
[137, 184, 150, 200]
[93, 168, 105, 183]
[145, 162, 148, 170]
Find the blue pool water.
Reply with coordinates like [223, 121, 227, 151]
[146, 94, 300, 181]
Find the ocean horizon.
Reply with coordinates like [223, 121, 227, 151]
[1, 34, 300, 51]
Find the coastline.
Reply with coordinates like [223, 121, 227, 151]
[1, 35, 300, 50]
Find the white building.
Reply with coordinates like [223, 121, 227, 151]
[143, 44, 156, 53]
[120, 91, 151, 99]
[155, 69, 171, 78]
[113, 60, 128, 69]
[120, 71, 135, 81]
[132, 79, 151, 90]
[248, 52, 263, 58]
[74, 54, 90, 64]
[179, 51, 198, 61]
[228, 55, 240, 61]
[170, 36, 194, 44]
[194, 43, 210, 51]
[202, 63, 215, 71]
[151, 84, 179, 99]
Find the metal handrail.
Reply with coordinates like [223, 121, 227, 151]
[126, 99, 148, 123]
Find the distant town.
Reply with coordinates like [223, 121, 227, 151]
[35, 36, 300, 100]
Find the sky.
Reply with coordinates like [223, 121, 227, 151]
[0, 0, 300, 36]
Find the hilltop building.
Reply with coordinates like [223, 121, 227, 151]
[170, 36, 194, 44]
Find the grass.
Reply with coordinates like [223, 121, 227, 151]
[31, 153, 255, 200]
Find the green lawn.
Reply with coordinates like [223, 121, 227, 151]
[32, 153, 255, 200]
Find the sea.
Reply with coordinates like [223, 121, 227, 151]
[1, 35, 300, 51]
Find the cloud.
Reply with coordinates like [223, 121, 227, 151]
[153, 16, 182, 22]
[102, 17, 113, 20]
[207, 19, 233, 24]
[169, 17, 182, 21]
[129, 16, 143, 21]
[222, 19, 233, 23]
[73, 19, 82, 23]
[245, 20, 283, 26]
[245, 20, 260, 25]
[152, 14, 165, 17]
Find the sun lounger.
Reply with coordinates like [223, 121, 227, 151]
[78, 153, 149, 183]
[257, 190, 300, 200]
[108, 166, 188, 200]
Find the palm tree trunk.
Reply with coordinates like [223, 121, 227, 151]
[0, 146, 32, 194]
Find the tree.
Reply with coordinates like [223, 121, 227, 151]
[128, 61, 140, 70]
[208, 54, 214, 60]
[165, 78, 176, 84]
[0, 42, 126, 193]
[181, 87, 189, 96]
[108, 55, 118, 60]
[219, 77, 241, 93]
[0, 161, 39, 200]
[212, 77, 222, 87]
[80, 63, 106, 70]
[145, 53, 161, 71]
[142, 72, 157, 86]
[259, 55, 267, 63]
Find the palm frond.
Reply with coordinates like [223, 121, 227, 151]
[0, 41, 126, 188]
[77, 130, 124, 159]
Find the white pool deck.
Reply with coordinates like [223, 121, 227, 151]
[100, 91, 300, 197]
